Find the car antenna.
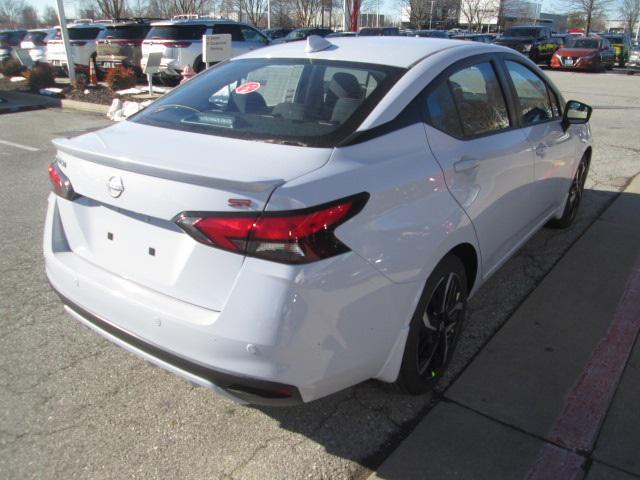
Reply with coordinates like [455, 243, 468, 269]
[304, 35, 333, 53]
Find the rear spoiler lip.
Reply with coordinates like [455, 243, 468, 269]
[52, 137, 285, 193]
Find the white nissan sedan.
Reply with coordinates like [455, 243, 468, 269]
[44, 36, 592, 405]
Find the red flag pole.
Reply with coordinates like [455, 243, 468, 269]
[351, 0, 359, 32]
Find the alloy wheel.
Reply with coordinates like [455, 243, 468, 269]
[567, 159, 588, 221]
[416, 272, 465, 378]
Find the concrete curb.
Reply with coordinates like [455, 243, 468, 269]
[60, 99, 110, 115]
[0, 103, 48, 115]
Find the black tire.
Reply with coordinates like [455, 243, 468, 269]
[396, 255, 468, 394]
[547, 155, 590, 229]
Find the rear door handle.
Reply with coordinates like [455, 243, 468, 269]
[454, 157, 479, 173]
[535, 144, 548, 157]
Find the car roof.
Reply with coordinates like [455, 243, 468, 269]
[150, 19, 239, 26]
[237, 36, 499, 68]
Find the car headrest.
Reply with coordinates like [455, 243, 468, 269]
[329, 72, 362, 99]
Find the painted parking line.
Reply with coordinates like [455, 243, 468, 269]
[0, 139, 40, 152]
[526, 253, 640, 479]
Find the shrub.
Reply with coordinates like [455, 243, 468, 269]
[23, 62, 56, 91]
[73, 73, 88, 92]
[0, 58, 26, 77]
[105, 66, 137, 92]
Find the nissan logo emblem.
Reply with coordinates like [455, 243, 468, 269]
[107, 176, 125, 198]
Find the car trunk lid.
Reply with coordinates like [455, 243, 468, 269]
[52, 121, 332, 311]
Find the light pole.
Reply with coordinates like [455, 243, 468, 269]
[376, 0, 380, 27]
[267, 0, 271, 28]
[429, 0, 434, 29]
[55, 0, 75, 83]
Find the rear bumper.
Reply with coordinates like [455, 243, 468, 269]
[44, 194, 416, 404]
[53, 287, 303, 405]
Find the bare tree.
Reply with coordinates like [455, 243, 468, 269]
[95, 0, 126, 19]
[0, 0, 26, 27]
[291, 0, 322, 26]
[621, 0, 640, 33]
[270, 0, 295, 27]
[127, 0, 149, 17]
[243, 0, 266, 25]
[562, 0, 613, 34]
[42, 5, 59, 25]
[20, 3, 38, 27]
[460, 0, 497, 31]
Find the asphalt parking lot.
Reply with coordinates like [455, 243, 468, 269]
[1, 68, 640, 479]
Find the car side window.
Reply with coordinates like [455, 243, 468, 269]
[214, 24, 243, 42]
[505, 60, 557, 126]
[241, 26, 268, 43]
[447, 62, 510, 137]
[425, 82, 463, 137]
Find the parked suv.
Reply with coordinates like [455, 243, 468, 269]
[141, 18, 269, 82]
[495, 25, 559, 64]
[46, 23, 105, 72]
[96, 20, 156, 74]
[0, 29, 27, 61]
[20, 29, 56, 63]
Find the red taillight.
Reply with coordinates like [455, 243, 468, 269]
[175, 193, 369, 264]
[48, 162, 77, 200]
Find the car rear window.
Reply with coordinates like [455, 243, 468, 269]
[23, 31, 48, 45]
[147, 25, 207, 40]
[54, 28, 102, 40]
[0, 31, 26, 44]
[504, 28, 543, 38]
[131, 58, 405, 148]
[100, 25, 151, 40]
[570, 38, 599, 49]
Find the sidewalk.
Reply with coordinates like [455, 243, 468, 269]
[0, 90, 60, 114]
[371, 176, 640, 480]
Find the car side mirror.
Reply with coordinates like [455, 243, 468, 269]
[562, 100, 592, 131]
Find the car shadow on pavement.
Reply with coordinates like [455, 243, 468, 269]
[251, 187, 621, 475]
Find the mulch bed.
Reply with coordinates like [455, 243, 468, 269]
[65, 86, 116, 106]
[1, 76, 118, 106]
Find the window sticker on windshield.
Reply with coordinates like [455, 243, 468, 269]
[235, 82, 261, 95]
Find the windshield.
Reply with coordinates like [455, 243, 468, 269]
[147, 25, 207, 40]
[605, 36, 624, 44]
[54, 28, 102, 40]
[99, 25, 151, 40]
[131, 58, 405, 148]
[286, 29, 310, 39]
[570, 38, 599, 49]
[504, 28, 541, 38]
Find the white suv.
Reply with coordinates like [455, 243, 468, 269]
[45, 37, 592, 405]
[141, 18, 269, 81]
[20, 29, 57, 63]
[46, 23, 105, 71]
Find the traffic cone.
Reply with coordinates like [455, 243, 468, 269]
[89, 58, 98, 87]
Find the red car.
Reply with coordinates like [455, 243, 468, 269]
[550, 37, 616, 72]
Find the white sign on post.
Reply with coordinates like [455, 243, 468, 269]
[203, 34, 232, 65]
[143, 52, 163, 95]
[12, 48, 34, 69]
